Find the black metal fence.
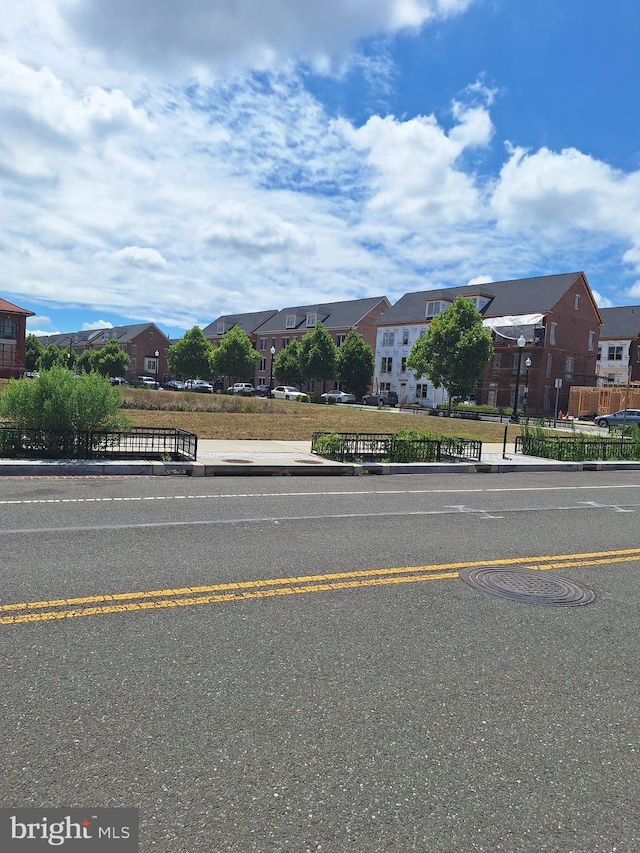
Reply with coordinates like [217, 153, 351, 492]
[515, 434, 640, 461]
[0, 426, 198, 461]
[311, 432, 482, 463]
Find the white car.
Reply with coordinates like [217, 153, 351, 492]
[272, 385, 307, 401]
[184, 379, 214, 393]
[229, 383, 255, 395]
[321, 389, 357, 404]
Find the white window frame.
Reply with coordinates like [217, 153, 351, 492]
[306, 312, 317, 328]
[285, 315, 296, 329]
[382, 331, 395, 347]
[549, 322, 557, 346]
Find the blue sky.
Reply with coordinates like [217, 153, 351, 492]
[2, 0, 640, 340]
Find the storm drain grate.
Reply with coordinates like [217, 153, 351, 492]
[222, 458, 254, 464]
[459, 567, 595, 606]
[295, 458, 325, 464]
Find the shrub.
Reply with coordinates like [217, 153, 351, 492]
[0, 367, 131, 432]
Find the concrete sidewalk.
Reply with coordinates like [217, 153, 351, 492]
[2, 439, 638, 477]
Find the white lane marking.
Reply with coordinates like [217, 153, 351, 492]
[1, 483, 640, 506]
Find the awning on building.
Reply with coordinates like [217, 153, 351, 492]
[482, 313, 545, 341]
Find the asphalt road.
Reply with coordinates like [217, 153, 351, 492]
[1, 471, 638, 852]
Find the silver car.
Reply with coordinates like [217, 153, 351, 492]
[594, 409, 640, 428]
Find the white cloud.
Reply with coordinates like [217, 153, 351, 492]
[466, 275, 494, 286]
[336, 103, 492, 225]
[82, 319, 113, 330]
[65, 0, 475, 75]
[26, 315, 52, 329]
[491, 145, 640, 240]
[113, 247, 169, 269]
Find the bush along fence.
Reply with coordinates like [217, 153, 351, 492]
[311, 432, 482, 463]
[0, 426, 198, 461]
[516, 425, 640, 461]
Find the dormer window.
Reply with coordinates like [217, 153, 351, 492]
[425, 300, 449, 318]
[216, 322, 225, 335]
[467, 295, 491, 312]
[306, 312, 317, 328]
[285, 314, 296, 329]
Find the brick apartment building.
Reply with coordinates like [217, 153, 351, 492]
[372, 272, 602, 416]
[0, 297, 35, 379]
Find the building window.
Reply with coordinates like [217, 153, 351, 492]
[216, 323, 225, 335]
[381, 357, 393, 373]
[400, 357, 407, 373]
[306, 312, 317, 327]
[382, 331, 395, 347]
[425, 300, 448, 318]
[596, 345, 601, 361]
[0, 318, 18, 340]
[281, 337, 290, 348]
[144, 357, 157, 373]
[380, 382, 391, 391]
[285, 315, 296, 329]
[259, 358, 266, 372]
[259, 338, 266, 351]
[588, 331, 595, 351]
[565, 357, 575, 380]
[549, 322, 557, 345]
[492, 354, 501, 375]
[131, 344, 137, 355]
[608, 345, 623, 361]
[637, 346, 640, 364]
[574, 294, 580, 310]
[336, 334, 346, 346]
[546, 354, 552, 377]
[416, 384, 428, 399]
[402, 329, 409, 345]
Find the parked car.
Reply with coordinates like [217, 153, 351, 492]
[253, 384, 271, 397]
[594, 409, 640, 428]
[361, 390, 398, 407]
[321, 389, 358, 404]
[272, 385, 307, 401]
[136, 376, 159, 389]
[229, 383, 255, 395]
[109, 376, 128, 386]
[184, 379, 214, 393]
[161, 380, 186, 391]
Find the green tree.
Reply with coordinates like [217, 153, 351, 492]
[25, 334, 45, 372]
[76, 349, 96, 374]
[211, 325, 260, 383]
[168, 326, 214, 379]
[299, 322, 337, 390]
[91, 339, 130, 378]
[407, 295, 493, 409]
[336, 331, 374, 399]
[0, 366, 130, 431]
[272, 339, 303, 386]
[37, 344, 68, 371]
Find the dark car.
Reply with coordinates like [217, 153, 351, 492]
[161, 380, 186, 391]
[361, 390, 398, 407]
[253, 384, 271, 397]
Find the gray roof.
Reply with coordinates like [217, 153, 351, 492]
[378, 272, 594, 324]
[202, 310, 278, 337]
[598, 306, 640, 340]
[257, 296, 390, 333]
[37, 323, 169, 347]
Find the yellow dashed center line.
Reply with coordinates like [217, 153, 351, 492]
[2, 548, 638, 625]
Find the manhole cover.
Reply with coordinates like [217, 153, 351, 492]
[459, 567, 595, 606]
[222, 459, 254, 464]
[295, 458, 324, 464]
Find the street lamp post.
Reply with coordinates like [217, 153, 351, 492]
[523, 356, 532, 418]
[154, 350, 159, 388]
[269, 345, 276, 397]
[511, 335, 526, 422]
